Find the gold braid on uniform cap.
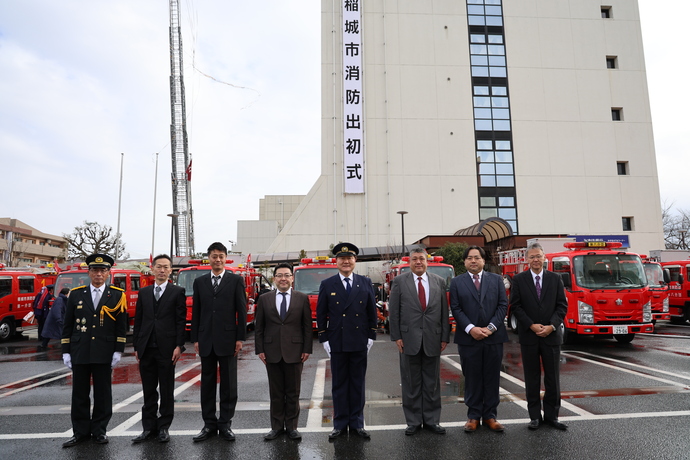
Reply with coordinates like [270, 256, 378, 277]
[100, 293, 127, 326]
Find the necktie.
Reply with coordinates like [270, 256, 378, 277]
[473, 274, 480, 292]
[417, 277, 427, 311]
[473, 274, 486, 325]
[155, 286, 162, 301]
[279, 292, 287, 320]
[344, 277, 352, 294]
[535, 275, 542, 299]
[93, 288, 101, 306]
[213, 275, 220, 292]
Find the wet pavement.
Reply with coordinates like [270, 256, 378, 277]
[1, 323, 689, 459]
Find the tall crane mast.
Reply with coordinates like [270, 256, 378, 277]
[168, 0, 195, 256]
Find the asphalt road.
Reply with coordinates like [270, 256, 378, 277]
[0, 322, 689, 460]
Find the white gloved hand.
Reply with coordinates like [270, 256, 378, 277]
[62, 353, 72, 369]
[367, 338, 374, 354]
[111, 351, 122, 368]
[323, 341, 331, 357]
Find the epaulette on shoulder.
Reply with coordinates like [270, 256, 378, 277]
[110, 285, 125, 292]
[71, 285, 86, 291]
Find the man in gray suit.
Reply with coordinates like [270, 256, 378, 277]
[389, 248, 450, 435]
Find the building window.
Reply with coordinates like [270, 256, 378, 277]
[601, 6, 612, 18]
[606, 56, 617, 69]
[617, 161, 628, 175]
[622, 217, 633, 231]
[611, 108, 622, 121]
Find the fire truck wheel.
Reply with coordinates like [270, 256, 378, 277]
[0, 319, 16, 341]
[508, 313, 519, 334]
[614, 333, 635, 344]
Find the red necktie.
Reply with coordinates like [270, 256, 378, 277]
[473, 274, 480, 291]
[418, 277, 426, 311]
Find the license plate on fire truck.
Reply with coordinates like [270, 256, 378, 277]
[613, 325, 629, 335]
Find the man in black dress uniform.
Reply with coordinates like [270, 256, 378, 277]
[61, 253, 128, 447]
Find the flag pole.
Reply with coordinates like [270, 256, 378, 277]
[151, 152, 159, 261]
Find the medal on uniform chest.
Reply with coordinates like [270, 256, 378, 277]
[81, 326, 87, 332]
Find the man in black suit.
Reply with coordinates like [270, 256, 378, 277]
[316, 242, 377, 440]
[255, 263, 312, 441]
[61, 253, 127, 447]
[509, 242, 568, 430]
[389, 248, 450, 436]
[450, 245, 508, 433]
[190, 242, 247, 442]
[131, 254, 186, 443]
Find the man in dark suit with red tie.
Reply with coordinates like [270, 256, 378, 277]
[131, 254, 186, 443]
[316, 242, 377, 440]
[450, 245, 508, 433]
[509, 242, 568, 431]
[255, 262, 312, 441]
[190, 242, 247, 442]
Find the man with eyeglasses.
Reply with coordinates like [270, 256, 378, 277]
[61, 253, 128, 447]
[509, 242, 568, 431]
[255, 263, 312, 441]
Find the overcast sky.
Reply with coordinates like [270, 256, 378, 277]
[0, 1, 687, 259]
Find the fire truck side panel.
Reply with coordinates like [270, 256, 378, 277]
[661, 261, 690, 323]
[0, 271, 57, 340]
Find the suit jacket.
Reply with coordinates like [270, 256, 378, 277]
[133, 283, 186, 359]
[190, 271, 247, 357]
[510, 270, 568, 346]
[255, 289, 313, 363]
[61, 284, 128, 364]
[450, 271, 508, 346]
[316, 273, 377, 352]
[389, 271, 451, 356]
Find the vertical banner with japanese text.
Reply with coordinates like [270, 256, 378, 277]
[343, 0, 364, 194]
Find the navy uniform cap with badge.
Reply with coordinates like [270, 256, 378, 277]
[61, 253, 129, 364]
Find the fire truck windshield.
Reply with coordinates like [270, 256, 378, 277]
[55, 273, 101, 293]
[293, 267, 339, 295]
[572, 254, 647, 289]
[176, 269, 211, 297]
[400, 266, 455, 291]
[644, 263, 665, 288]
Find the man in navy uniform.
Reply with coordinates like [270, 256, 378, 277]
[316, 242, 377, 440]
[61, 253, 128, 447]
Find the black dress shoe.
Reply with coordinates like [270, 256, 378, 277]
[424, 424, 446, 434]
[193, 427, 217, 442]
[132, 430, 157, 443]
[405, 425, 421, 436]
[62, 435, 89, 448]
[158, 428, 170, 443]
[219, 427, 236, 441]
[287, 430, 302, 440]
[352, 428, 370, 439]
[528, 419, 541, 430]
[264, 429, 284, 440]
[545, 419, 568, 430]
[94, 434, 109, 444]
[328, 429, 345, 440]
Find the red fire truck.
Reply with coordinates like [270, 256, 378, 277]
[0, 264, 57, 340]
[292, 257, 340, 330]
[641, 258, 670, 322]
[660, 260, 690, 324]
[500, 241, 653, 344]
[382, 256, 456, 332]
[176, 259, 269, 332]
[54, 263, 154, 330]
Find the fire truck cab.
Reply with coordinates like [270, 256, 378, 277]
[0, 264, 57, 340]
[176, 259, 269, 332]
[500, 241, 653, 344]
[641, 258, 670, 322]
[292, 257, 340, 330]
[660, 260, 690, 324]
[54, 263, 154, 331]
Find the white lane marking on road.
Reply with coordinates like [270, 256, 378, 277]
[109, 362, 201, 434]
[562, 352, 690, 388]
[0, 372, 71, 399]
[566, 350, 690, 382]
[306, 358, 328, 429]
[0, 368, 70, 391]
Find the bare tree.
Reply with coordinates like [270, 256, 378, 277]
[662, 201, 690, 250]
[63, 221, 129, 260]
[5, 232, 30, 267]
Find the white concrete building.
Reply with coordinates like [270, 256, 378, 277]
[258, 0, 663, 255]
